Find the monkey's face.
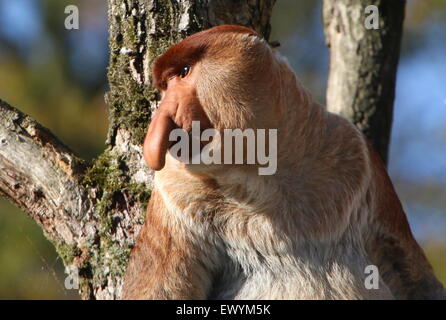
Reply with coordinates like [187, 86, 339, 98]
[143, 60, 212, 170]
[144, 25, 284, 171]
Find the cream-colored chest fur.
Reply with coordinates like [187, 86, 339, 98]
[154, 154, 393, 299]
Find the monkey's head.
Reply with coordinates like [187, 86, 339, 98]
[144, 25, 298, 171]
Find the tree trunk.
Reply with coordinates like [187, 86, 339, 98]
[0, 0, 276, 300]
[323, 0, 405, 164]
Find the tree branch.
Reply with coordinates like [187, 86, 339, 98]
[0, 99, 94, 247]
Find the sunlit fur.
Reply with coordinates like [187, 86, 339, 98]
[122, 25, 445, 300]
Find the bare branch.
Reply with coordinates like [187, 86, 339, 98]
[0, 99, 95, 246]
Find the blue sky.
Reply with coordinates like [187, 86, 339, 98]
[389, 23, 446, 184]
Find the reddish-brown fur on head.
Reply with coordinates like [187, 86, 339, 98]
[152, 25, 257, 90]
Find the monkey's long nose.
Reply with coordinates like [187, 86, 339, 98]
[143, 110, 177, 170]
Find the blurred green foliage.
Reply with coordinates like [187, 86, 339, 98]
[0, 201, 79, 299]
[0, 57, 107, 159]
[0, 0, 445, 299]
[425, 243, 446, 284]
[0, 0, 107, 299]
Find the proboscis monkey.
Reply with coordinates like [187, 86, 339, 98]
[122, 25, 445, 300]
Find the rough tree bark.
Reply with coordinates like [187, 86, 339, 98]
[323, 0, 406, 164]
[0, 0, 276, 300]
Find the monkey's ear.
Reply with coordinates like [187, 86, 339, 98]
[143, 110, 177, 170]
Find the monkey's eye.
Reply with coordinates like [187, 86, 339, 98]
[179, 65, 191, 78]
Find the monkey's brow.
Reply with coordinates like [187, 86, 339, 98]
[152, 43, 207, 88]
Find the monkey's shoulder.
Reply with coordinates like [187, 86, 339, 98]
[299, 111, 372, 195]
